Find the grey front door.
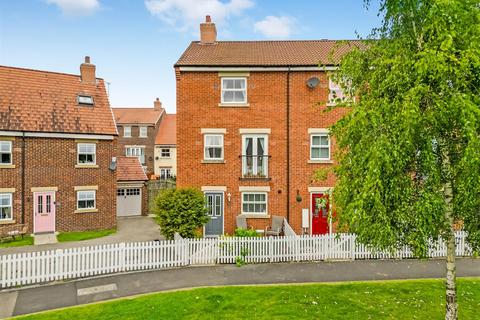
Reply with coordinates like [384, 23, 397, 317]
[205, 193, 223, 236]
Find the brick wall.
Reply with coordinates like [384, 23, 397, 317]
[116, 124, 158, 175]
[176, 70, 348, 235]
[0, 136, 117, 233]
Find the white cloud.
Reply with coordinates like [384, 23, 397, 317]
[46, 0, 100, 16]
[254, 15, 294, 39]
[145, 0, 254, 31]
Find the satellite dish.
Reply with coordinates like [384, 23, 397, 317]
[307, 77, 320, 89]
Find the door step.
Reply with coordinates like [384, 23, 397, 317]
[34, 233, 58, 245]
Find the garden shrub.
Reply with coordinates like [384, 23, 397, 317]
[154, 188, 209, 239]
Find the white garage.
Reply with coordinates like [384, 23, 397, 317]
[116, 156, 148, 217]
[116, 188, 142, 216]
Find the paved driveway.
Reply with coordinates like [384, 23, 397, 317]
[0, 216, 162, 255]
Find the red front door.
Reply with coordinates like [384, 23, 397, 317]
[311, 193, 329, 235]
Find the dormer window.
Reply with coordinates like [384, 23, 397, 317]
[77, 95, 94, 106]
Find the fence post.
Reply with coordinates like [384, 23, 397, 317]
[350, 234, 356, 261]
[55, 249, 63, 280]
[184, 238, 190, 266]
[269, 236, 273, 262]
[119, 243, 126, 272]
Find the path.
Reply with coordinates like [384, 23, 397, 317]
[1, 258, 479, 318]
[0, 216, 162, 255]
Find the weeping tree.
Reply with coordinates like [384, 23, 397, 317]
[329, 1, 480, 319]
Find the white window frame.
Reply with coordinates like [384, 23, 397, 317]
[126, 146, 145, 164]
[242, 134, 268, 177]
[310, 134, 330, 160]
[123, 126, 132, 138]
[241, 192, 268, 215]
[221, 77, 247, 104]
[160, 148, 171, 158]
[204, 134, 224, 160]
[76, 190, 96, 210]
[139, 126, 148, 138]
[77, 143, 96, 165]
[0, 141, 12, 165]
[0, 193, 13, 221]
[159, 168, 172, 180]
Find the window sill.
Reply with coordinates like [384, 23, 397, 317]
[326, 103, 336, 107]
[75, 164, 99, 168]
[238, 214, 270, 219]
[239, 177, 271, 181]
[201, 160, 226, 164]
[218, 103, 250, 108]
[75, 209, 98, 214]
[308, 160, 333, 164]
[0, 164, 15, 169]
[0, 219, 16, 225]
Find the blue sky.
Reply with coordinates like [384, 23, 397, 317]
[0, 1, 381, 113]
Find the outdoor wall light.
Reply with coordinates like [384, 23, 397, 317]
[227, 193, 231, 204]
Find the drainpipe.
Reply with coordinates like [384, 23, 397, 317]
[21, 131, 26, 224]
[286, 67, 291, 223]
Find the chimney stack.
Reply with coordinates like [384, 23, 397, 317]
[200, 15, 217, 44]
[80, 56, 96, 84]
[154, 97, 162, 110]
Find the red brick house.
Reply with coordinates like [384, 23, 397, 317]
[176, 16, 359, 236]
[0, 57, 118, 235]
[112, 99, 165, 176]
[154, 113, 177, 180]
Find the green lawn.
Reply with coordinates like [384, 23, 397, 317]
[0, 235, 33, 248]
[56, 229, 116, 242]
[17, 278, 480, 319]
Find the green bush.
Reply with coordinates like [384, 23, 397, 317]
[234, 228, 259, 237]
[154, 188, 210, 239]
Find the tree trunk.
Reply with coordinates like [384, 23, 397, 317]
[444, 182, 457, 320]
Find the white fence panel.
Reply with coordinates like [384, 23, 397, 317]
[0, 231, 473, 289]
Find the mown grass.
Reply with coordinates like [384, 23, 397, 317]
[17, 278, 480, 319]
[56, 229, 116, 242]
[0, 235, 33, 248]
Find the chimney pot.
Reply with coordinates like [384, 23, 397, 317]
[80, 56, 96, 84]
[200, 15, 217, 44]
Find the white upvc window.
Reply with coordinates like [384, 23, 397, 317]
[139, 126, 148, 138]
[310, 134, 330, 160]
[204, 134, 224, 160]
[242, 192, 267, 215]
[124, 126, 132, 137]
[126, 147, 145, 164]
[77, 190, 96, 210]
[77, 143, 96, 165]
[328, 78, 351, 105]
[242, 134, 268, 177]
[221, 77, 247, 104]
[159, 168, 172, 180]
[0, 193, 12, 220]
[0, 141, 12, 165]
[161, 148, 171, 158]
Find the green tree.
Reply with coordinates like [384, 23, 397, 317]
[329, 1, 480, 319]
[154, 188, 209, 239]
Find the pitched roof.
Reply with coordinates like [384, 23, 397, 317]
[175, 40, 364, 67]
[0, 65, 117, 135]
[116, 156, 148, 182]
[155, 114, 176, 145]
[112, 107, 164, 125]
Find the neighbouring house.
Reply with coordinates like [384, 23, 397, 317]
[154, 113, 176, 180]
[176, 16, 359, 236]
[0, 57, 118, 235]
[116, 156, 148, 217]
[112, 98, 165, 176]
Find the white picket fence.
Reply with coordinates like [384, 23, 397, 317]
[0, 231, 472, 289]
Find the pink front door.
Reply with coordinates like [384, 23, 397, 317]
[34, 192, 56, 233]
[311, 193, 329, 235]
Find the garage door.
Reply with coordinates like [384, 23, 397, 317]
[117, 188, 142, 216]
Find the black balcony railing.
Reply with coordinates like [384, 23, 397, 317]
[240, 155, 270, 178]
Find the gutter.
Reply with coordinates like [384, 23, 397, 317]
[286, 67, 291, 223]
